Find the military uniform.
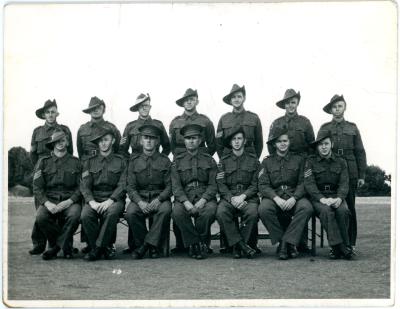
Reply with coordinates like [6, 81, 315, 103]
[267, 113, 314, 156]
[77, 119, 121, 161]
[169, 112, 216, 157]
[126, 151, 172, 253]
[319, 116, 366, 246]
[30, 123, 73, 165]
[30, 99, 74, 254]
[120, 117, 170, 157]
[171, 151, 218, 249]
[258, 153, 313, 248]
[33, 152, 82, 257]
[216, 110, 263, 159]
[216, 150, 260, 249]
[304, 153, 350, 248]
[80, 153, 127, 253]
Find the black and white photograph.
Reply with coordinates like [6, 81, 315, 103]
[3, 1, 396, 307]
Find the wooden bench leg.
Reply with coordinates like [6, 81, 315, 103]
[311, 214, 316, 257]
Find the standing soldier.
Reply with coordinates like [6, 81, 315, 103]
[80, 128, 127, 261]
[268, 88, 315, 253]
[304, 131, 354, 259]
[171, 124, 218, 259]
[216, 84, 263, 159]
[215, 127, 259, 259]
[32, 130, 82, 260]
[119, 93, 170, 158]
[318, 95, 367, 249]
[258, 128, 313, 260]
[119, 93, 170, 254]
[169, 88, 216, 253]
[29, 99, 73, 255]
[77, 96, 121, 256]
[126, 123, 172, 259]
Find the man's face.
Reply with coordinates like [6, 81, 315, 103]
[183, 96, 198, 112]
[285, 97, 299, 115]
[140, 135, 158, 151]
[231, 132, 246, 151]
[90, 105, 105, 119]
[44, 106, 59, 124]
[317, 138, 332, 157]
[54, 137, 68, 152]
[98, 134, 115, 152]
[275, 134, 290, 153]
[330, 101, 346, 118]
[138, 100, 151, 118]
[230, 92, 245, 109]
[184, 135, 201, 151]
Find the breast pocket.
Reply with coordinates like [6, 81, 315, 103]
[241, 162, 258, 184]
[43, 166, 57, 184]
[107, 163, 123, 185]
[242, 120, 256, 142]
[35, 134, 50, 154]
[342, 128, 356, 149]
[198, 161, 211, 183]
[63, 168, 79, 187]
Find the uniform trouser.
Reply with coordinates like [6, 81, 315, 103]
[31, 197, 47, 248]
[312, 201, 350, 247]
[35, 203, 82, 250]
[80, 201, 125, 249]
[125, 201, 172, 248]
[346, 179, 357, 246]
[172, 201, 217, 248]
[216, 200, 259, 247]
[258, 198, 314, 246]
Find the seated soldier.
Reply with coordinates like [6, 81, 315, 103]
[80, 127, 127, 261]
[32, 130, 81, 260]
[258, 128, 313, 260]
[215, 126, 259, 259]
[171, 124, 218, 260]
[125, 123, 172, 259]
[304, 131, 354, 260]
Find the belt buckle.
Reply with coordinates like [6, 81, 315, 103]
[324, 185, 331, 191]
[337, 148, 344, 155]
[237, 184, 244, 191]
[281, 185, 288, 191]
[91, 149, 97, 156]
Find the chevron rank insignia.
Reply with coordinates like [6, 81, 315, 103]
[216, 131, 223, 138]
[82, 170, 89, 178]
[258, 168, 264, 178]
[304, 169, 312, 178]
[33, 170, 42, 180]
[216, 172, 225, 179]
[119, 136, 127, 145]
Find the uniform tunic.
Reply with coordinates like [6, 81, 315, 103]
[267, 113, 314, 156]
[304, 154, 350, 247]
[216, 110, 263, 159]
[32, 153, 81, 250]
[216, 151, 259, 247]
[30, 122, 73, 165]
[171, 151, 218, 247]
[258, 153, 313, 245]
[80, 153, 127, 249]
[126, 152, 172, 248]
[77, 119, 121, 160]
[119, 117, 170, 157]
[318, 119, 366, 246]
[169, 112, 216, 157]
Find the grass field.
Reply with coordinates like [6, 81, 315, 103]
[5, 196, 391, 301]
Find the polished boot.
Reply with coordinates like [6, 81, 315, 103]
[42, 246, 60, 260]
[237, 240, 256, 259]
[278, 241, 289, 260]
[132, 244, 149, 259]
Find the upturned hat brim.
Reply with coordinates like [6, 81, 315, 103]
[223, 127, 246, 148]
[223, 86, 246, 105]
[90, 129, 115, 144]
[176, 91, 198, 107]
[267, 129, 289, 145]
[35, 101, 57, 120]
[276, 92, 301, 109]
[130, 95, 150, 112]
[323, 95, 346, 114]
[310, 131, 332, 148]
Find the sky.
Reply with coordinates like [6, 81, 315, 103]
[4, 1, 397, 175]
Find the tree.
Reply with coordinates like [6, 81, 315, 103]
[357, 165, 391, 197]
[8, 147, 34, 191]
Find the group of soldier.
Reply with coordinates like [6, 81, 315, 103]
[28, 84, 366, 262]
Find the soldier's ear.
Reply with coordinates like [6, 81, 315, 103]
[111, 137, 116, 145]
[56, 111, 60, 117]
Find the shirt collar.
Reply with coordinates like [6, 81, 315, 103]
[232, 108, 246, 114]
[285, 112, 298, 121]
[90, 118, 105, 127]
[45, 122, 58, 130]
[51, 151, 69, 162]
[138, 115, 152, 121]
[182, 111, 199, 119]
[140, 151, 158, 161]
[331, 118, 345, 125]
